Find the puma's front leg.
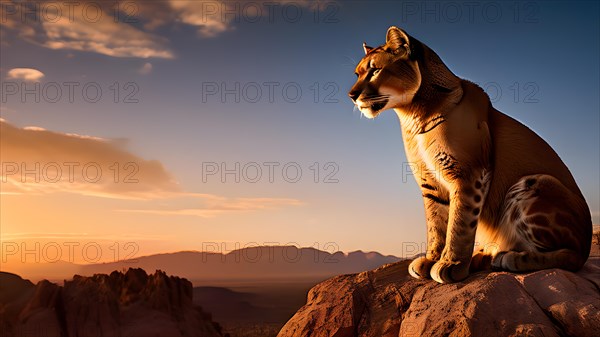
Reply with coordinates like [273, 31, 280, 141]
[431, 174, 489, 283]
[409, 185, 449, 279]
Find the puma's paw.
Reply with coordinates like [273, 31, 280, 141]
[490, 251, 509, 270]
[430, 259, 470, 284]
[408, 257, 436, 280]
[470, 252, 493, 272]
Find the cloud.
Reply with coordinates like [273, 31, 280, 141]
[1, 0, 335, 57]
[0, 120, 302, 215]
[165, 0, 331, 38]
[41, 10, 174, 59]
[6, 68, 45, 81]
[138, 62, 153, 75]
[0, 120, 179, 199]
[144, 0, 327, 38]
[167, 0, 230, 38]
[1, 1, 174, 59]
[122, 194, 303, 218]
[2, 232, 170, 242]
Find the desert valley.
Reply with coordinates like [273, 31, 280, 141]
[2, 230, 599, 337]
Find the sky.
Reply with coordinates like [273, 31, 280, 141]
[1, 0, 598, 268]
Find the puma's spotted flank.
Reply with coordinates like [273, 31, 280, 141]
[348, 27, 592, 283]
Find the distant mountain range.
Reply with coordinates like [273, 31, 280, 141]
[80, 246, 402, 284]
[2, 246, 402, 285]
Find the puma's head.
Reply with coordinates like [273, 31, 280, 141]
[348, 27, 462, 119]
[348, 27, 420, 119]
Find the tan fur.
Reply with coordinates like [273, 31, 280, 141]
[349, 27, 592, 283]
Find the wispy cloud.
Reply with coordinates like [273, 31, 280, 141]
[1, 1, 174, 59]
[138, 62, 153, 75]
[41, 6, 174, 58]
[6, 68, 45, 81]
[0, 120, 303, 215]
[167, 0, 230, 38]
[1, 0, 337, 56]
[121, 194, 303, 217]
[165, 0, 331, 38]
[1, 232, 171, 242]
[0, 119, 179, 199]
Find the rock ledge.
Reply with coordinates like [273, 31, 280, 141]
[278, 258, 600, 337]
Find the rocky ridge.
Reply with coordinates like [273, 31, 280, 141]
[0, 268, 224, 337]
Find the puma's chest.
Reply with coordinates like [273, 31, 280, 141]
[398, 110, 491, 186]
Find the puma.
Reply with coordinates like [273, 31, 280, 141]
[348, 27, 592, 283]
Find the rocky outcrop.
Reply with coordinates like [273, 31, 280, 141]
[0, 269, 224, 337]
[278, 258, 600, 337]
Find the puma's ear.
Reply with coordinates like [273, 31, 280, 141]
[363, 42, 373, 55]
[386, 26, 410, 55]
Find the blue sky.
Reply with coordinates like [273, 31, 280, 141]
[0, 0, 598, 260]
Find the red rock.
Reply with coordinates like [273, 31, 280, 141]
[278, 259, 600, 337]
[0, 269, 224, 337]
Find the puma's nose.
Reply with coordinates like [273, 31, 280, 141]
[348, 90, 360, 102]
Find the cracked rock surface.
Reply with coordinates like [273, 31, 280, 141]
[278, 258, 600, 337]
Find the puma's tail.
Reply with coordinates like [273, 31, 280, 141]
[491, 249, 586, 272]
